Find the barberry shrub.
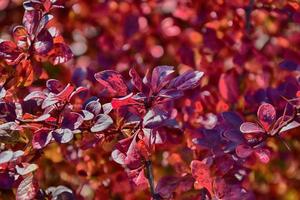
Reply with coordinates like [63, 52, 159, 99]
[1, 0, 300, 200]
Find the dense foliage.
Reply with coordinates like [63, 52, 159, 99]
[1, 0, 300, 199]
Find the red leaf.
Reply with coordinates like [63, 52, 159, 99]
[0, 41, 22, 65]
[49, 43, 73, 65]
[32, 128, 52, 149]
[56, 83, 75, 100]
[13, 26, 30, 50]
[127, 168, 148, 188]
[190, 160, 213, 195]
[218, 71, 239, 103]
[129, 68, 143, 91]
[111, 134, 143, 169]
[111, 93, 139, 109]
[94, 70, 128, 97]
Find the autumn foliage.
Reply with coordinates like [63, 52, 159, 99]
[1, 0, 300, 200]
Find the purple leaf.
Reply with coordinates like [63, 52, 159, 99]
[235, 144, 253, 158]
[22, 10, 41, 35]
[61, 112, 83, 130]
[222, 130, 244, 144]
[23, 0, 42, 11]
[240, 122, 264, 134]
[24, 91, 47, 101]
[36, 14, 54, 34]
[33, 28, 53, 55]
[82, 110, 94, 121]
[111, 134, 143, 169]
[151, 66, 174, 93]
[52, 129, 74, 143]
[90, 114, 113, 132]
[32, 128, 52, 149]
[158, 89, 184, 100]
[46, 79, 64, 93]
[85, 100, 101, 116]
[221, 112, 243, 128]
[33, 114, 51, 122]
[143, 128, 163, 146]
[0, 87, 6, 99]
[41, 95, 59, 109]
[169, 70, 204, 90]
[257, 103, 276, 131]
[143, 109, 168, 128]
[94, 70, 128, 97]
[155, 176, 180, 199]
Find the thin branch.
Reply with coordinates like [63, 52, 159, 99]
[245, 0, 255, 34]
[145, 160, 159, 200]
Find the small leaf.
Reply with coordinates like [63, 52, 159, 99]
[24, 91, 46, 101]
[190, 160, 213, 195]
[16, 164, 38, 176]
[46, 79, 64, 93]
[240, 122, 264, 134]
[13, 26, 30, 50]
[90, 114, 113, 132]
[52, 129, 73, 143]
[151, 65, 174, 93]
[169, 70, 204, 91]
[280, 120, 300, 133]
[32, 128, 52, 149]
[56, 83, 75, 100]
[49, 43, 73, 65]
[94, 70, 128, 97]
[129, 68, 143, 91]
[143, 109, 168, 128]
[61, 112, 83, 130]
[85, 100, 101, 116]
[0, 150, 13, 164]
[33, 28, 53, 55]
[16, 175, 38, 200]
[257, 103, 276, 131]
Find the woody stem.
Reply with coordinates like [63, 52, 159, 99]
[145, 160, 159, 200]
